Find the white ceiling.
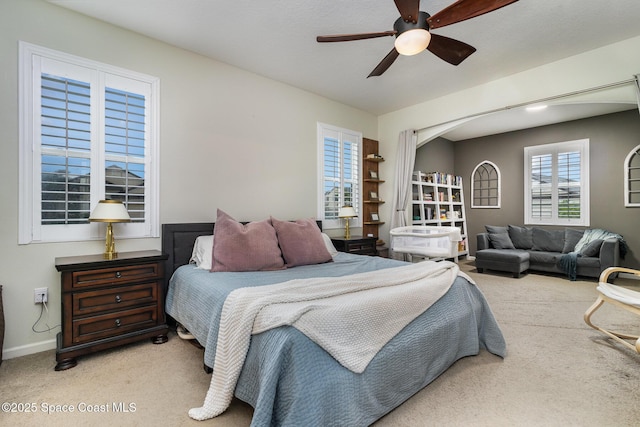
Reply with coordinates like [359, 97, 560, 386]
[47, 0, 640, 139]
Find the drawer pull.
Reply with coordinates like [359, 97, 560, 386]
[115, 271, 122, 279]
[115, 319, 121, 327]
[115, 295, 122, 303]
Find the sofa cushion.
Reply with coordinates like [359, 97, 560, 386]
[488, 233, 515, 249]
[485, 225, 508, 234]
[528, 250, 563, 265]
[563, 228, 584, 253]
[508, 225, 533, 249]
[477, 249, 529, 263]
[532, 228, 565, 252]
[580, 239, 603, 257]
[576, 255, 600, 268]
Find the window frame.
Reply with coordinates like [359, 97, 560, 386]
[471, 160, 501, 208]
[317, 122, 362, 230]
[18, 41, 160, 244]
[524, 139, 590, 226]
[624, 143, 640, 207]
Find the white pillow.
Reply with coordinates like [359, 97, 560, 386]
[321, 233, 339, 257]
[190, 235, 214, 270]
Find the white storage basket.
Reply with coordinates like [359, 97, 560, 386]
[390, 226, 461, 261]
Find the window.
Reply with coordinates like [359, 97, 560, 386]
[317, 123, 361, 229]
[19, 42, 159, 244]
[471, 160, 501, 208]
[524, 139, 589, 226]
[624, 144, 640, 207]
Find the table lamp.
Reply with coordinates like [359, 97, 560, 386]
[338, 205, 357, 239]
[89, 200, 131, 259]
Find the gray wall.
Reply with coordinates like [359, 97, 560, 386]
[417, 109, 640, 269]
[414, 137, 455, 174]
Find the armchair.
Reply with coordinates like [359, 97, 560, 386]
[584, 267, 640, 353]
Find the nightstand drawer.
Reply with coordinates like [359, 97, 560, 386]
[331, 237, 377, 256]
[72, 305, 158, 344]
[73, 282, 158, 316]
[69, 263, 162, 290]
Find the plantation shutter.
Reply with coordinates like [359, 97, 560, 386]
[104, 88, 146, 222]
[557, 150, 581, 219]
[530, 153, 552, 220]
[40, 74, 92, 225]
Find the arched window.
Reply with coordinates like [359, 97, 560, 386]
[471, 161, 501, 208]
[624, 144, 640, 207]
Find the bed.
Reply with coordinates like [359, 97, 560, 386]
[163, 219, 506, 426]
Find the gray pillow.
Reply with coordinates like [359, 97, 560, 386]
[532, 228, 565, 252]
[563, 228, 584, 253]
[488, 233, 516, 249]
[508, 225, 533, 249]
[485, 225, 508, 235]
[580, 239, 603, 257]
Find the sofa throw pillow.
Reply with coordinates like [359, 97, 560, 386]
[580, 239, 603, 257]
[508, 225, 533, 249]
[211, 209, 285, 272]
[562, 228, 584, 253]
[271, 217, 333, 267]
[531, 228, 565, 252]
[488, 233, 516, 250]
[485, 225, 508, 235]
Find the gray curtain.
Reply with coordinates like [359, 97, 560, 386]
[390, 129, 417, 231]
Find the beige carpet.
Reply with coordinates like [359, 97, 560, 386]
[1, 261, 639, 426]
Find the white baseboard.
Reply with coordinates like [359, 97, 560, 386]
[2, 338, 56, 360]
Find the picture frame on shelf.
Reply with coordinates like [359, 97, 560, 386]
[369, 191, 378, 201]
[370, 213, 379, 222]
[369, 170, 378, 179]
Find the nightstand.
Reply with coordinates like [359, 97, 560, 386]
[54, 250, 169, 371]
[331, 236, 377, 256]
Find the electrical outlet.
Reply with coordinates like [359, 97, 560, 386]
[34, 287, 48, 304]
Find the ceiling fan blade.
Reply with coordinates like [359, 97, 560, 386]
[427, 34, 476, 65]
[317, 31, 396, 43]
[427, 0, 519, 29]
[393, 0, 420, 22]
[368, 48, 400, 78]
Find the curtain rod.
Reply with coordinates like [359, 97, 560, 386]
[415, 77, 637, 134]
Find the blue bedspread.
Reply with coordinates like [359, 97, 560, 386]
[166, 253, 506, 426]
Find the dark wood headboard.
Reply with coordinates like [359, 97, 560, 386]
[161, 221, 322, 291]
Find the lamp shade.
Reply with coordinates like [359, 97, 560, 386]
[89, 200, 131, 223]
[394, 29, 431, 56]
[338, 206, 357, 218]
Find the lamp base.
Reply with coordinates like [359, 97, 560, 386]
[344, 221, 351, 240]
[103, 223, 118, 260]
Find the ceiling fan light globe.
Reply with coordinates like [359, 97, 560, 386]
[394, 29, 431, 56]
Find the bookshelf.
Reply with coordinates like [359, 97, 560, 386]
[362, 138, 385, 245]
[411, 171, 469, 258]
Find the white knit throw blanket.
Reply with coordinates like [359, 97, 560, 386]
[189, 260, 469, 421]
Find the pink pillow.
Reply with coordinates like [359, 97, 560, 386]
[211, 209, 284, 272]
[271, 217, 333, 267]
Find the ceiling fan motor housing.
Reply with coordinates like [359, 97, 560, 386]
[393, 11, 431, 37]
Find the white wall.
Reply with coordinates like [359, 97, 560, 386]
[0, 0, 377, 359]
[376, 35, 640, 242]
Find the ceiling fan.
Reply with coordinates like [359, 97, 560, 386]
[316, 0, 519, 77]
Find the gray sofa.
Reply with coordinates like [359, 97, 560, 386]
[475, 225, 622, 279]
